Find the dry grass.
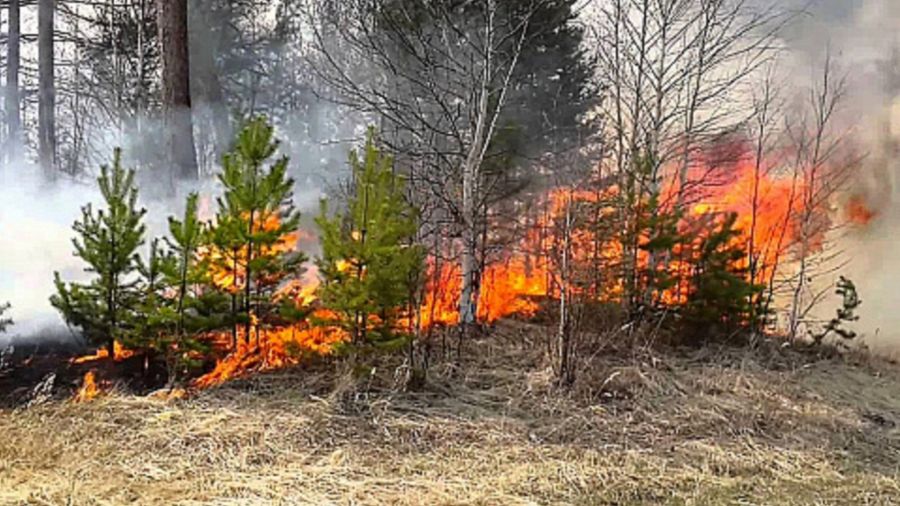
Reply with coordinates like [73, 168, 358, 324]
[2, 323, 900, 505]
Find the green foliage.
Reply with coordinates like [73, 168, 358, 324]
[615, 153, 683, 315]
[51, 149, 147, 354]
[131, 237, 177, 352]
[637, 193, 683, 306]
[811, 276, 862, 346]
[134, 194, 225, 381]
[164, 193, 225, 335]
[679, 213, 766, 341]
[0, 302, 11, 334]
[210, 116, 307, 344]
[505, 0, 596, 154]
[316, 129, 424, 351]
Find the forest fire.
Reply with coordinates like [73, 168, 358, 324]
[57, 141, 854, 398]
[417, 147, 826, 328]
[173, 145, 851, 390]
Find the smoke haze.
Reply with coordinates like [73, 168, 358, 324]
[3, 0, 900, 350]
[0, 107, 353, 348]
[773, 0, 900, 351]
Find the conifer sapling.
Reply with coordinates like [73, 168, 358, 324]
[316, 129, 424, 352]
[51, 149, 147, 356]
[0, 303, 11, 334]
[210, 117, 306, 347]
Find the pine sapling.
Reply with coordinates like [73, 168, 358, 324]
[316, 128, 424, 353]
[811, 276, 862, 346]
[51, 149, 147, 356]
[0, 302, 11, 334]
[210, 117, 306, 348]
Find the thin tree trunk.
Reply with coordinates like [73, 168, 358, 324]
[458, 74, 490, 330]
[157, 0, 198, 183]
[457, 0, 528, 334]
[6, 0, 20, 164]
[38, 0, 55, 177]
[557, 191, 573, 385]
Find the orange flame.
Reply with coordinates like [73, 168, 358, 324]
[74, 370, 101, 402]
[846, 195, 876, 226]
[203, 212, 301, 293]
[71, 341, 135, 364]
[191, 309, 347, 388]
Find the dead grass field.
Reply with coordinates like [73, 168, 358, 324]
[2, 323, 900, 505]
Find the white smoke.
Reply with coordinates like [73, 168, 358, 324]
[0, 164, 96, 342]
[0, 105, 356, 347]
[774, 0, 900, 352]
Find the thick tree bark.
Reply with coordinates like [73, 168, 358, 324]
[6, 0, 20, 164]
[157, 0, 198, 182]
[189, 0, 231, 163]
[38, 0, 55, 176]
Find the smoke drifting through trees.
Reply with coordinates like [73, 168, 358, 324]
[773, 0, 900, 351]
[0, 0, 897, 359]
[0, 0, 356, 344]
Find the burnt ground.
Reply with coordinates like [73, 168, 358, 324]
[0, 338, 169, 407]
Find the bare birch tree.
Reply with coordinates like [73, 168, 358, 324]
[306, 0, 540, 339]
[586, 0, 782, 314]
[784, 54, 861, 341]
[6, 0, 21, 164]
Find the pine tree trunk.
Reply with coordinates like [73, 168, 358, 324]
[38, 0, 55, 177]
[6, 0, 20, 164]
[189, 0, 231, 162]
[157, 0, 198, 182]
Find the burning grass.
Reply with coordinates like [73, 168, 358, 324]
[2, 323, 900, 505]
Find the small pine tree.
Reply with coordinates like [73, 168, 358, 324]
[0, 302, 11, 333]
[210, 117, 307, 346]
[132, 237, 177, 353]
[316, 129, 424, 352]
[135, 194, 222, 382]
[617, 152, 683, 317]
[811, 276, 861, 346]
[680, 212, 765, 341]
[638, 193, 683, 309]
[51, 149, 147, 356]
[166, 193, 209, 337]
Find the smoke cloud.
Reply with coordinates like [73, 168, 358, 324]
[0, 104, 354, 349]
[5, 0, 898, 352]
[774, 0, 900, 352]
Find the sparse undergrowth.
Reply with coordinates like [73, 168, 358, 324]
[2, 323, 900, 505]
